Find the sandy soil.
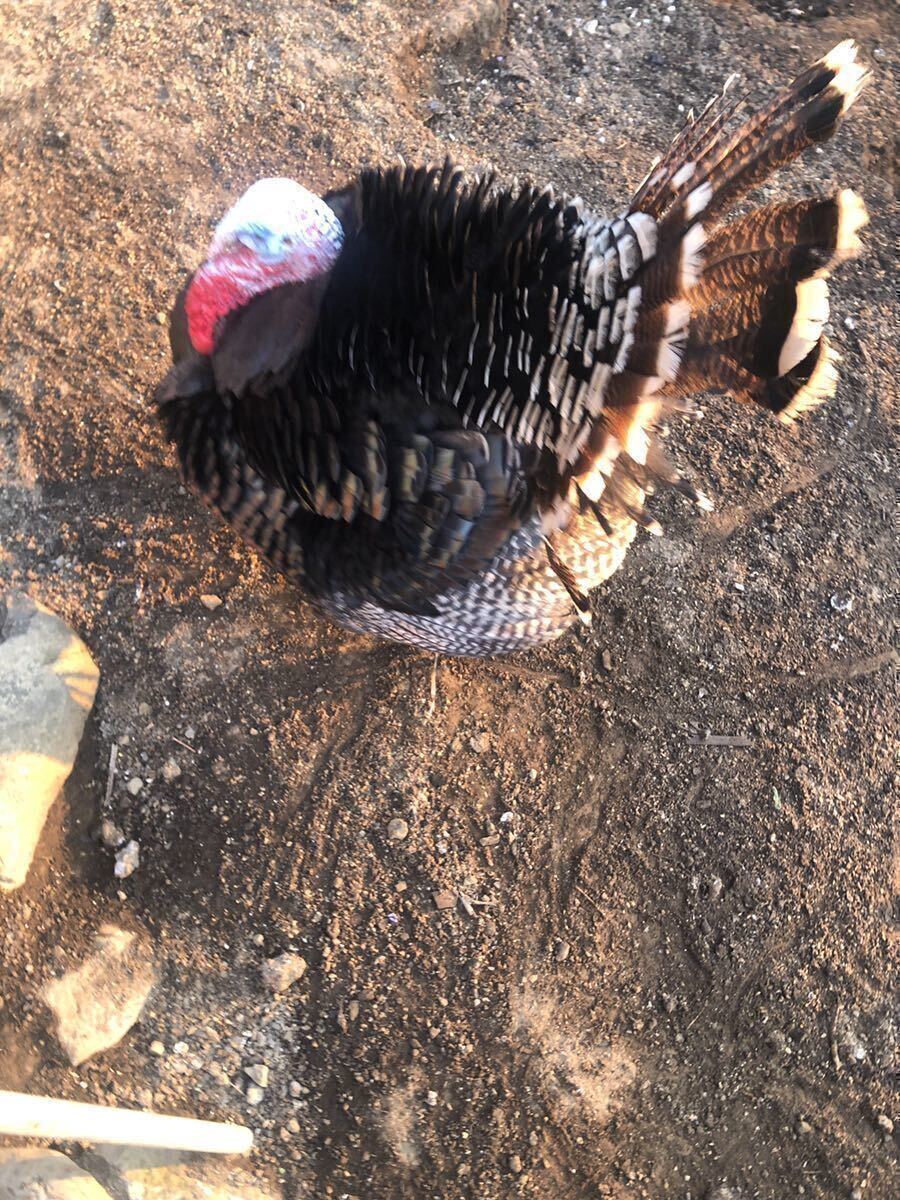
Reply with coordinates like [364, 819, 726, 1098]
[0, 1, 897, 1197]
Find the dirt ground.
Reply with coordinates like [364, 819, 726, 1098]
[0, 1, 897, 1197]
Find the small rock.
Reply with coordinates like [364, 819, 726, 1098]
[261, 951, 307, 993]
[246, 1086, 264, 1106]
[0, 593, 100, 891]
[160, 758, 181, 783]
[126, 776, 144, 796]
[244, 1063, 269, 1088]
[114, 840, 140, 878]
[386, 817, 409, 841]
[797, 1118, 813, 1135]
[200, 594, 222, 611]
[149, 1039, 166, 1057]
[289, 1080, 302, 1098]
[876, 1113, 893, 1133]
[348, 999, 360, 1022]
[708, 876, 724, 901]
[42, 924, 157, 1065]
[601, 648, 613, 672]
[830, 593, 853, 613]
[425, 1090, 438, 1107]
[286, 1117, 301, 1134]
[433, 889, 457, 911]
[99, 819, 125, 848]
[509, 1153, 523, 1174]
[554, 940, 571, 962]
[610, 20, 631, 36]
[0, 1148, 112, 1198]
[172, 1040, 188, 1054]
[584, 18, 598, 34]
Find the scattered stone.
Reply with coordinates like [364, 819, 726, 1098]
[584, 18, 598, 34]
[149, 1039, 166, 1057]
[244, 1063, 270, 1088]
[348, 999, 360, 1022]
[433, 889, 457, 911]
[126, 776, 144, 796]
[0, 1148, 112, 1198]
[876, 1113, 893, 1133]
[99, 819, 125, 848]
[261, 952, 307, 993]
[0, 592, 100, 891]
[160, 758, 182, 783]
[172, 1040, 188, 1054]
[610, 20, 631, 36]
[246, 1085, 264, 1106]
[289, 1080, 302, 1098]
[601, 648, 613, 672]
[830, 593, 853, 613]
[554, 939, 571, 962]
[797, 1118, 813, 1135]
[708, 876, 724, 901]
[42, 924, 157, 1065]
[114, 839, 140, 878]
[480, 833, 501, 847]
[425, 1090, 438, 1107]
[386, 817, 409, 841]
[509, 1153, 523, 1174]
[199, 594, 223, 610]
[286, 1117, 301, 1134]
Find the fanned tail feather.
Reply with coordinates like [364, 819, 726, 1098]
[563, 41, 868, 574]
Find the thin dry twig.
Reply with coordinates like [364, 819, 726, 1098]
[104, 743, 118, 806]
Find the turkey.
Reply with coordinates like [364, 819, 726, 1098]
[157, 43, 868, 657]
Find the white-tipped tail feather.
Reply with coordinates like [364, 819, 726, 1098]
[777, 341, 842, 424]
[778, 277, 830, 375]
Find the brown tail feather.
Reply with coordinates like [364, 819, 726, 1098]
[631, 42, 868, 423]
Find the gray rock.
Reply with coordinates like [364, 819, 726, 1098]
[0, 592, 99, 891]
[42, 924, 157, 1065]
[0, 1147, 112, 1199]
[94, 1147, 281, 1199]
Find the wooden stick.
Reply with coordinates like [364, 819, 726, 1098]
[0, 1091, 253, 1155]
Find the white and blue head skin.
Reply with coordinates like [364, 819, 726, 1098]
[185, 178, 344, 356]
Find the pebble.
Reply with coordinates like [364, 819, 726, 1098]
[601, 648, 613, 672]
[245, 1085, 264, 1106]
[708, 876, 724, 901]
[244, 1063, 269, 1088]
[286, 1117, 301, 1134]
[289, 1080, 302, 1098]
[830, 593, 853, 613]
[160, 758, 182, 782]
[425, 1090, 438, 1107]
[584, 18, 598, 34]
[797, 1118, 812, 1135]
[433, 890, 457, 911]
[386, 817, 409, 841]
[149, 1039, 166, 1057]
[126, 777, 143, 796]
[876, 1113, 893, 1133]
[610, 20, 631, 36]
[554, 940, 571, 962]
[99, 819, 125, 848]
[261, 951, 307, 993]
[114, 840, 140, 878]
[509, 1153, 523, 1174]
[200, 594, 223, 610]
